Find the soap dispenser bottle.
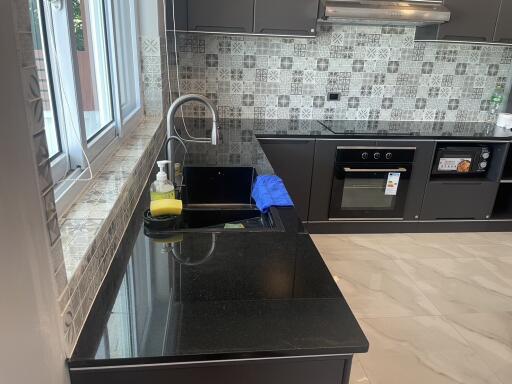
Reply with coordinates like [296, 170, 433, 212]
[150, 160, 175, 201]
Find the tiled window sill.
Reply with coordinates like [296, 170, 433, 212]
[58, 117, 165, 351]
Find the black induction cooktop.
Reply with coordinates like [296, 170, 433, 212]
[318, 119, 499, 138]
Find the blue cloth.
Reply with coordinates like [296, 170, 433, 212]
[251, 175, 294, 213]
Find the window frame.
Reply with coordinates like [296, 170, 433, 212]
[112, 0, 143, 130]
[32, 0, 70, 181]
[37, 0, 143, 214]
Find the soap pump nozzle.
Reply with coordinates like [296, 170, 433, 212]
[156, 160, 171, 181]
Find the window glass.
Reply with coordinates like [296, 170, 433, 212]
[73, 0, 114, 140]
[29, 0, 61, 158]
[113, 0, 140, 118]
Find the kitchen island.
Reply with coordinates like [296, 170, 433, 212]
[67, 123, 369, 383]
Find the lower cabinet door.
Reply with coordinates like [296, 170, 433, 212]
[259, 139, 315, 221]
[421, 181, 499, 220]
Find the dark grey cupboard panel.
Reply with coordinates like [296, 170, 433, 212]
[166, 0, 188, 30]
[254, 0, 319, 36]
[437, 0, 501, 42]
[259, 139, 315, 221]
[494, 0, 512, 43]
[421, 181, 499, 220]
[70, 357, 349, 384]
[187, 0, 254, 33]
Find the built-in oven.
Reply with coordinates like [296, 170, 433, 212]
[329, 147, 416, 220]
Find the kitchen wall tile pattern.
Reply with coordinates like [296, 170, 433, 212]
[11, 0, 67, 296]
[141, 35, 171, 119]
[169, 25, 512, 123]
[172, 118, 274, 173]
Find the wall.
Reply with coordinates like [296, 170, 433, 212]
[0, 1, 69, 383]
[170, 24, 512, 122]
[139, 0, 170, 119]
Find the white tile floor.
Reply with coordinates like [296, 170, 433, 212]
[312, 233, 512, 384]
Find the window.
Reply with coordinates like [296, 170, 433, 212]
[29, 0, 143, 211]
[113, 0, 141, 121]
[73, 0, 115, 140]
[29, 0, 62, 159]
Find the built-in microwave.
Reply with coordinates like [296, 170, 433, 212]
[432, 146, 491, 175]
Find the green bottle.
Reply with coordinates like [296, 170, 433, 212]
[490, 85, 505, 117]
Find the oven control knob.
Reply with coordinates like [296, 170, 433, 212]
[361, 152, 369, 160]
[385, 152, 393, 160]
[374, 152, 381, 160]
[480, 161, 488, 169]
[482, 152, 490, 160]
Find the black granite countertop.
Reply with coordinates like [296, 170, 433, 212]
[69, 116, 511, 369]
[69, 161, 368, 368]
[196, 118, 510, 140]
[315, 120, 512, 140]
[171, 118, 512, 176]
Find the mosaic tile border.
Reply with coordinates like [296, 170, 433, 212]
[59, 119, 166, 354]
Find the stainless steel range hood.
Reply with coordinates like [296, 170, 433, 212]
[319, 0, 451, 27]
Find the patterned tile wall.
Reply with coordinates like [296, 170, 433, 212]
[11, 0, 67, 298]
[141, 35, 171, 119]
[169, 24, 512, 123]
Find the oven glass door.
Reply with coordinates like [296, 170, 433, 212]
[329, 164, 411, 219]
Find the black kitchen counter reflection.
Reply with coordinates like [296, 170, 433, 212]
[69, 211, 368, 367]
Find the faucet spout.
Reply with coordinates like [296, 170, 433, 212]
[166, 94, 220, 146]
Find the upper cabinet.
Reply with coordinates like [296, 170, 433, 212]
[254, 0, 318, 36]
[167, 0, 320, 36]
[495, 0, 512, 44]
[438, 0, 500, 42]
[416, 0, 512, 44]
[188, 0, 254, 33]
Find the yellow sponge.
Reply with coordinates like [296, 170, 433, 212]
[150, 198, 183, 217]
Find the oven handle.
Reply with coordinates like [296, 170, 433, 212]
[343, 167, 408, 173]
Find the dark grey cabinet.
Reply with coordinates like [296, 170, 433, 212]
[254, 0, 318, 36]
[421, 181, 499, 220]
[187, 0, 254, 33]
[259, 139, 315, 221]
[166, 0, 188, 30]
[437, 0, 501, 42]
[495, 0, 512, 43]
[166, 0, 319, 36]
[416, 0, 512, 43]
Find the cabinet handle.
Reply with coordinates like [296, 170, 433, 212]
[440, 182, 483, 185]
[257, 28, 313, 36]
[259, 139, 312, 145]
[343, 167, 407, 173]
[192, 26, 248, 32]
[441, 35, 488, 42]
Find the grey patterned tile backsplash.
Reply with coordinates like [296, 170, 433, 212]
[170, 25, 512, 122]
